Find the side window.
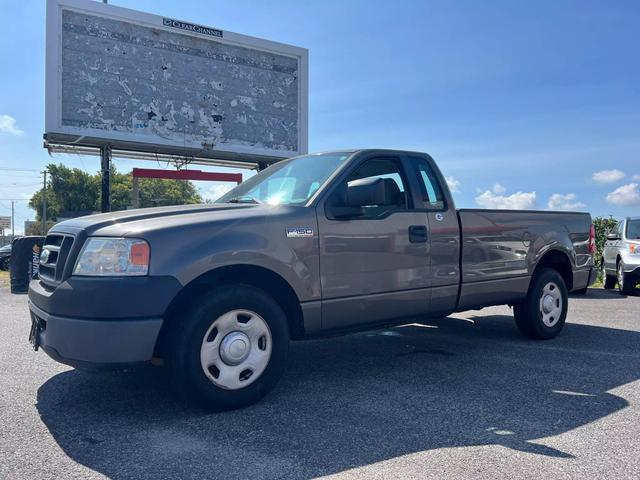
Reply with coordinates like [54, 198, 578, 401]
[338, 157, 409, 219]
[617, 221, 625, 238]
[410, 157, 446, 210]
[627, 220, 640, 239]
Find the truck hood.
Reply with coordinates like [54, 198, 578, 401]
[50, 203, 260, 236]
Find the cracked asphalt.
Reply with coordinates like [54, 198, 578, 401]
[1, 285, 639, 479]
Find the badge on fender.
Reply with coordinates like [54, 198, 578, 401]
[286, 227, 313, 238]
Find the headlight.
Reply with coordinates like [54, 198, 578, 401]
[74, 237, 150, 276]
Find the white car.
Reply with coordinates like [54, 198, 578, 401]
[602, 217, 640, 294]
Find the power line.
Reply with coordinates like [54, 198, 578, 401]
[0, 168, 41, 172]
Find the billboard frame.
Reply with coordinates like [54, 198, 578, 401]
[45, 0, 309, 169]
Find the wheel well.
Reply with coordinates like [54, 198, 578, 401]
[535, 250, 573, 291]
[155, 265, 305, 358]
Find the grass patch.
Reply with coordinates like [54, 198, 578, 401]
[0, 270, 9, 288]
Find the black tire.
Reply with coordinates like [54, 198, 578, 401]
[513, 268, 568, 340]
[617, 260, 635, 295]
[167, 284, 290, 411]
[602, 262, 616, 289]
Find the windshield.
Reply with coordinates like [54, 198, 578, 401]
[216, 152, 351, 206]
[627, 220, 640, 239]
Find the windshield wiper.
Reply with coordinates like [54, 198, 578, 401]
[227, 196, 262, 204]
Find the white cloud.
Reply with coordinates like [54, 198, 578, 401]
[202, 182, 236, 201]
[0, 114, 24, 136]
[606, 183, 640, 206]
[592, 169, 625, 184]
[492, 183, 506, 194]
[547, 193, 585, 211]
[633, 174, 640, 181]
[475, 188, 536, 210]
[445, 176, 460, 192]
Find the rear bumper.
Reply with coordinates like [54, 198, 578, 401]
[28, 300, 163, 369]
[573, 267, 597, 291]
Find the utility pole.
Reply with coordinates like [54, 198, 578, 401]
[42, 169, 47, 235]
[100, 145, 111, 212]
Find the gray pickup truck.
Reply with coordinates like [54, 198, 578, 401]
[28, 149, 596, 410]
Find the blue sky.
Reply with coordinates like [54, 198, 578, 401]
[1, 0, 639, 233]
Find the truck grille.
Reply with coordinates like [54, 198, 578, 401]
[39, 234, 75, 286]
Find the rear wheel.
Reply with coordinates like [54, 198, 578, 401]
[513, 268, 568, 339]
[167, 284, 290, 411]
[602, 262, 616, 289]
[618, 261, 635, 295]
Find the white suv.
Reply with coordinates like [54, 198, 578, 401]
[602, 217, 640, 294]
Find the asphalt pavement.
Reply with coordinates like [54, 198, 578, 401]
[1, 286, 639, 480]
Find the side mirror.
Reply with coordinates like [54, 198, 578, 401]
[326, 177, 401, 220]
[606, 232, 620, 241]
[345, 177, 400, 207]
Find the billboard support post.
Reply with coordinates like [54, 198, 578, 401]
[100, 145, 111, 212]
[41, 170, 47, 235]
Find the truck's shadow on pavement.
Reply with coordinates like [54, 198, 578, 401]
[36, 314, 640, 480]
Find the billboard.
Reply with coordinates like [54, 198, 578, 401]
[45, 0, 308, 167]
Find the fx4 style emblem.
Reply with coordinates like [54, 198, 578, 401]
[286, 227, 313, 238]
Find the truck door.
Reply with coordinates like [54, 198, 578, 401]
[405, 154, 461, 315]
[317, 155, 431, 330]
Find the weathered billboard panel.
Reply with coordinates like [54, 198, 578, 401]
[45, 0, 308, 166]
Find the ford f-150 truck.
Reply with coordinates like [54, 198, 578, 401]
[28, 149, 596, 410]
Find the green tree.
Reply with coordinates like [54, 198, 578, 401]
[593, 216, 618, 268]
[29, 163, 203, 222]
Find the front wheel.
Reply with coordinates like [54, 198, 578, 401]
[167, 284, 290, 411]
[513, 268, 568, 339]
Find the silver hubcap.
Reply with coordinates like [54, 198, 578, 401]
[539, 281, 562, 327]
[200, 309, 272, 390]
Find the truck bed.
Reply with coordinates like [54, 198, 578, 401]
[455, 208, 593, 310]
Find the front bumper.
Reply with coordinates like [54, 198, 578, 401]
[29, 300, 163, 368]
[621, 254, 640, 275]
[623, 265, 640, 279]
[27, 275, 182, 368]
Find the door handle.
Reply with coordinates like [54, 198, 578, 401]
[409, 225, 428, 243]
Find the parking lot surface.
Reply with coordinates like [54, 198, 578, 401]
[1, 286, 639, 480]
